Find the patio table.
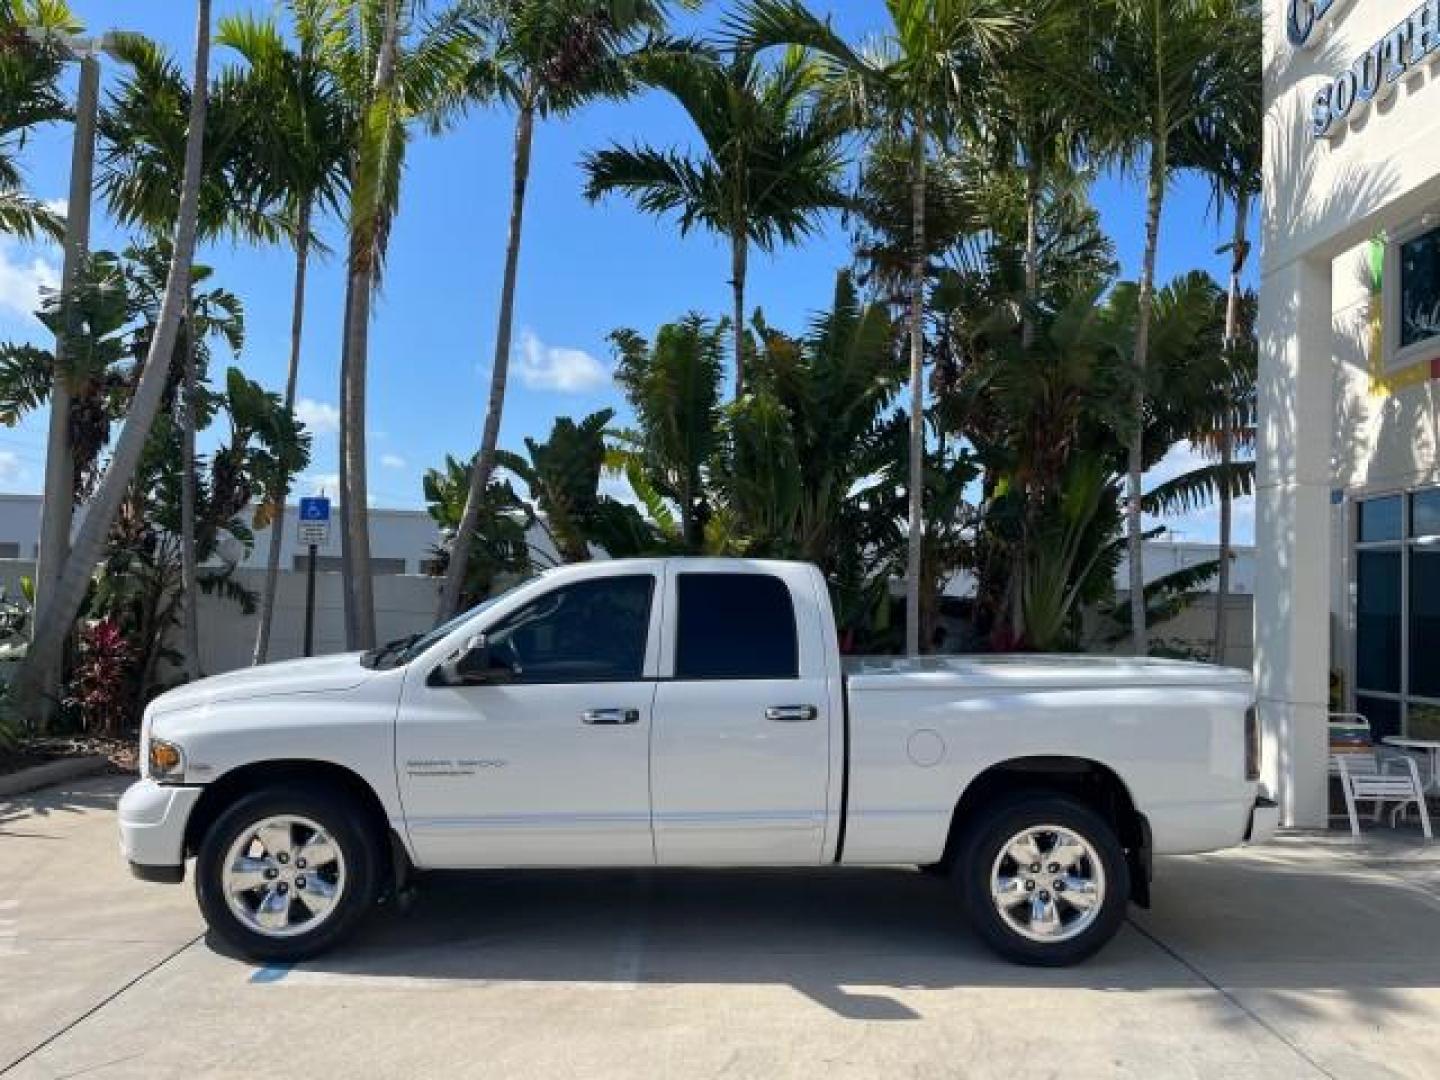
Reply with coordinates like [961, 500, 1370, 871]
[1382, 736, 1440, 795]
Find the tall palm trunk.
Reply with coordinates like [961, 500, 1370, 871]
[179, 301, 200, 679]
[1022, 147, 1041, 350]
[1214, 187, 1249, 667]
[340, 238, 378, 650]
[904, 121, 926, 658]
[252, 201, 311, 665]
[14, 0, 212, 721]
[337, 277, 356, 647]
[340, 0, 399, 651]
[1127, 143, 1166, 657]
[33, 54, 100, 730]
[731, 230, 748, 398]
[438, 100, 535, 620]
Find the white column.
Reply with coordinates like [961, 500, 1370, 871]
[1255, 254, 1333, 828]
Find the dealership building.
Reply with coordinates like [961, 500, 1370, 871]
[1262, 0, 1440, 825]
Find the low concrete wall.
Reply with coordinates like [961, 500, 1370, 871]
[0, 558, 1257, 680]
[197, 567, 441, 671]
[1087, 594, 1255, 669]
[0, 559, 441, 676]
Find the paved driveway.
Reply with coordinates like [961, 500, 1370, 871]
[4, 776, 1440, 1079]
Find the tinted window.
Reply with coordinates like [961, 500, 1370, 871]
[1356, 550, 1402, 693]
[1358, 496, 1403, 543]
[675, 573, 798, 680]
[1355, 695, 1402, 744]
[486, 575, 653, 683]
[1411, 550, 1440, 699]
[1413, 488, 1440, 539]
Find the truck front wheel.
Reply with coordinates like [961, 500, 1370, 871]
[195, 786, 382, 962]
[956, 794, 1129, 966]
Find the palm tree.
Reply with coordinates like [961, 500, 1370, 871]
[582, 41, 848, 397]
[0, 0, 78, 241]
[328, 0, 476, 649]
[97, 31, 282, 678]
[218, 8, 352, 665]
[1174, 4, 1260, 663]
[976, 0, 1093, 348]
[609, 315, 726, 551]
[437, 0, 687, 622]
[299, 0, 475, 650]
[15, 0, 213, 724]
[1086, 0, 1247, 655]
[732, 0, 1022, 655]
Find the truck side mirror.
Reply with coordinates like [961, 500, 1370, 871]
[430, 634, 510, 687]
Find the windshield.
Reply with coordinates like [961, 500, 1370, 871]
[359, 577, 537, 670]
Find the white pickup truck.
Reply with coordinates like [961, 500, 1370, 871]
[119, 558, 1276, 966]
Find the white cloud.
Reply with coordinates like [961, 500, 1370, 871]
[1143, 441, 1256, 546]
[300, 472, 340, 497]
[380, 453, 406, 469]
[0, 238, 59, 321]
[0, 451, 25, 485]
[295, 397, 341, 435]
[514, 330, 611, 393]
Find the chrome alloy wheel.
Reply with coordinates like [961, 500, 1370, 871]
[989, 825, 1106, 944]
[221, 815, 346, 938]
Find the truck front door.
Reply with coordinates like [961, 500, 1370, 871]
[397, 568, 661, 867]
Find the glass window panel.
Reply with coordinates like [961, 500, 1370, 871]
[1412, 550, 1440, 698]
[675, 573, 798, 681]
[1358, 496, 1403, 543]
[1412, 488, 1440, 539]
[1400, 226, 1440, 347]
[486, 575, 654, 683]
[1356, 549, 1402, 692]
[1355, 695, 1402, 743]
[1408, 702, 1440, 741]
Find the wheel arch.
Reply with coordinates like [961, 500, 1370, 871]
[940, 755, 1152, 907]
[183, 758, 411, 889]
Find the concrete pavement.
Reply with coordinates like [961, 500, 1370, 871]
[4, 775, 1440, 1079]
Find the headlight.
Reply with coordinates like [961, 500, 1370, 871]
[148, 737, 185, 783]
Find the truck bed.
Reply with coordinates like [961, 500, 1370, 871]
[842, 654, 1252, 693]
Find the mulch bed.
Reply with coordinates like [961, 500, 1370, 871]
[0, 734, 138, 777]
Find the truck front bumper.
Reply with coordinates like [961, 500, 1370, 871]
[1244, 792, 1280, 844]
[118, 778, 202, 883]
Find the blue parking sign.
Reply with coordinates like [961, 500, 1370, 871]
[298, 496, 330, 545]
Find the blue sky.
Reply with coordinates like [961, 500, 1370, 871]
[0, 0, 1256, 544]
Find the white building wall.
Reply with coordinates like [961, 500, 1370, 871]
[1264, 0, 1440, 823]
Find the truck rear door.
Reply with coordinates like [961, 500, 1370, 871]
[649, 563, 835, 865]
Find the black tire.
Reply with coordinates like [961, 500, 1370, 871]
[955, 793, 1129, 967]
[195, 785, 382, 962]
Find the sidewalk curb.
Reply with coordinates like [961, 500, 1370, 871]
[0, 754, 109, 798]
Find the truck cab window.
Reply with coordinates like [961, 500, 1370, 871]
[486, 575, 654, 683]
[674, 573, 798, 680]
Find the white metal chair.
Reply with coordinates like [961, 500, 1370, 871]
[1335, 752, 1433, 840]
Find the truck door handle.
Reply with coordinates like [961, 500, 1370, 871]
[583, 708, 640, 726]
[765, 705, 818, 723]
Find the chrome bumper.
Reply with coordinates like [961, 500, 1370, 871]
[118, 778, 202, 882]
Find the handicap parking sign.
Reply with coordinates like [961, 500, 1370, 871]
[298, 496, 330, 546]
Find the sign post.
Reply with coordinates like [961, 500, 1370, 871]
[297, 496, 331, 657]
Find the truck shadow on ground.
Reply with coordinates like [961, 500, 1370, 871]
[213, 851, 1440, 1021]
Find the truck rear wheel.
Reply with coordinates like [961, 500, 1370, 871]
[956, 794, 1129, 966]
[195, 786, 382, 962]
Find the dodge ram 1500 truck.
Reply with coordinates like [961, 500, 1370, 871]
[119, 558, 1276, 966]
